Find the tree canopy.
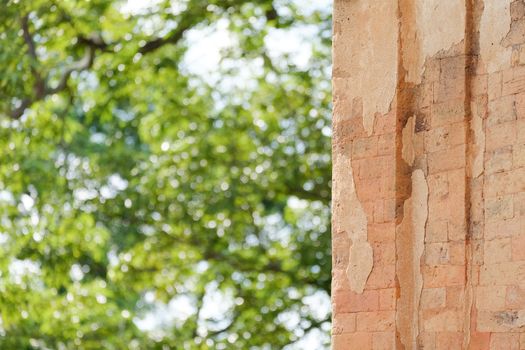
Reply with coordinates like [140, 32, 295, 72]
[0, 0, 331, 348]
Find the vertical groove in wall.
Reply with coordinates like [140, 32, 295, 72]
[395, 0, 417, 348]
[463, 0, 475, 347]
[463, 0, 484, 346]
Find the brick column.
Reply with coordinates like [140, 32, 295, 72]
[332, 1, 398, 348]
[332, 1, 525, 349]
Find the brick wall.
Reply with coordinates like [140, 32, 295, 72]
[332, 1, 525, 349]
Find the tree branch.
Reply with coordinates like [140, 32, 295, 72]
[46, 46, 95, 95]
[265, 4, 278, 22]
[78, 34, 109, 51]
[11, 2, 255, 119]
[11, 17, 97, 119]
[21, 15, 38, 60]
[21, 14, 45, 98]
[10, 99, 33, 120]
[138, 21, 193, 55]
[191, 289, 206, 339]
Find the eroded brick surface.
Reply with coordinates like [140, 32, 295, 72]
[332, 0, 525, 349]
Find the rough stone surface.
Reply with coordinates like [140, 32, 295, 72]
[332, 0, 525, 348]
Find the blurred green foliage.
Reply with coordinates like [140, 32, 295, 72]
[0, 0, 331, 349]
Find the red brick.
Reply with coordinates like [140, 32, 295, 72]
[434, 58, 466, 103]
[423, 265, 465, 288]
[484, 238, 512, 264]
[368, 222, 396, 243]
[506, 285, 525, 309]
[472, 74, 488, 96]
[374, 112, 396, 135]
[513, 144, 525, 169]
[428, 144, 466, 174]
[518, 119, 525, 143]
[516, 93, 525, 119]
[382, 198, 396, 223]
[372, 331, 395, 350]
[425, 122, 465, 152]
[487, 95, 517, 127]
[435, 331, 464, 349]
[356, 310, 395, 332]
[333, 313, 356, 335]
[502, 71, 525, 96]
[372, 241, 395, 266]
[424, 242, 465, 266]
[476, 285, 507, 310]
[334, 289, 379, 313]
[479, 261, 525, 286]
[356, 177, 387, 202]
[485, 167, 525, 197]
[333, 332, 372, 349]
[355, 155, 394, 179]
[419, 331, 436, 349]
[485, 121, 518, 151]
[431, 98, 465, 127]
[485, 146, 513, 175]
[379, 288, 396, 310]
[366, 264, 395, 289]
[468, 332, 491, 350]
[512, 234, 525, 261]
[425, 220, 449, 243]
[421, 287, 446, 309]
[485, 217, 521, 240]
[352, 136, 378, 159]
[422, 309, 463, 332]
[377, 132, 395, 156]
[488, 72, 503, 101]
[446, 285, 465, 308]
[490, 333, 519, 350]
[372, 200, 384, 223]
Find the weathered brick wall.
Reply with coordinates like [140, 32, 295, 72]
[332, 1, 525, 349]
